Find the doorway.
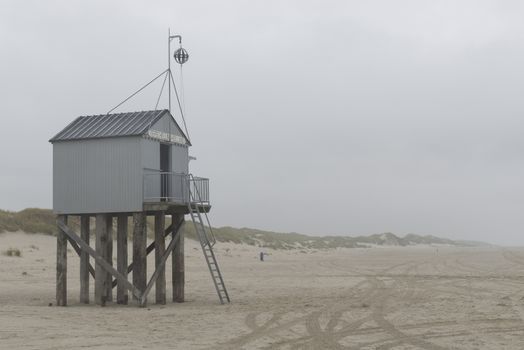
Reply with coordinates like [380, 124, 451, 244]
[160, 143, 170, 201]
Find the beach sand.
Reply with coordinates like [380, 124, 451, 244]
[1, 232, 524, 349]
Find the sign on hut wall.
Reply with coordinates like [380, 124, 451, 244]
[147, 130, 187, 145]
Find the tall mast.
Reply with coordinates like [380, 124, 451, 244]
[168, 28, 171, 113]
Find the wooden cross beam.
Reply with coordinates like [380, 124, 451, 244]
[64, 235, 95, 278]
[139, 228, 181, 306]
[56, 220, 142, 301]
[111, 221, 181, 289]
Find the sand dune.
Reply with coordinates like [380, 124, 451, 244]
[1, 232, 524, 349]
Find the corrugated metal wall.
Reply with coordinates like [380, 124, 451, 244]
[171, 143, 189, 201]
[53, 137, 143, 214]
[141, 138, 161, 201]
[141, 138, 160, 171]
[171, 143, 189, 173]
[150, 113, 187, 141]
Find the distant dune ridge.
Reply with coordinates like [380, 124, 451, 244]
[0, 208, 488, 249]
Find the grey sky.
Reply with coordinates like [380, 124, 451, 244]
[1, 0, 524, 245]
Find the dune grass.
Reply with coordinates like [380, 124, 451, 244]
[0, 208, 57, 235]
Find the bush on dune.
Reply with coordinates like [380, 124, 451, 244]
[3, 247, 21, 257]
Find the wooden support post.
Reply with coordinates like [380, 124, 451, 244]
[116, 214, 128, 304]
[56, 215, 68, 306]
[95, 214, 109, 306]
[172, 214, 185, 303]
[106, 215, 113, 303]
[155, 212, 166, 304]
[140, 227, 181, 306]
[80, 215, 90, 304]
[133, 212, 147, 306]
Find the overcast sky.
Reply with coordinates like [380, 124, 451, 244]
[2, 1, 524, 245]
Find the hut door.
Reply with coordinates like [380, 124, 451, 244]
[160, 144, 170, 200]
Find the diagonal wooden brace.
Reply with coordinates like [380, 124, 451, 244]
[65, 235, 95, 279]
[57, 220, 142, 301]
[139, 228, 182, 306]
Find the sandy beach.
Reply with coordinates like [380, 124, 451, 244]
[1, 232, 524, 349]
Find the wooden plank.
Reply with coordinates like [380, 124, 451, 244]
[106, 215, 113, 303]
[56, 215, 68, 306]
[154, 212, 166, 304]
[111, 222, 174, 289]
[141, 227, 181, 306]
[143, 203, 211, 214]
[116, 214, 128, 304]
[133, 212, 147, 306]
[80, 215, 90, 304]
[57, 220, 141, 301]
[172, 214, 185, 303]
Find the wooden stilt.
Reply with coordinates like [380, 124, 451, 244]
[95, 214, 108, 306]
[172, 214, 185, 303]
[80, 215, 90, 304]
[116, 214, 128, 304]
[56, 215, 68, 306]
[133, 212, 147, 306]
[154, 212, 166, 304]
[140, 226, 181, 306]
[106, 215, 113, 302]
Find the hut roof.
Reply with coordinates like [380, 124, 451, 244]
[49, 109, 190, 145]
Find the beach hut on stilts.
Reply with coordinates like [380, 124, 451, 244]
[49, 31, 230, 307]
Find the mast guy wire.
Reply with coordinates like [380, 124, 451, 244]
[169, 69, 191, 143]
[107, 69, 168, 114]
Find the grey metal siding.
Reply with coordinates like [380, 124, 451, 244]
[150, 113, 187, 141]
[171, 143, 189, 201]
[172, 143, 189, 174]
[141, 138, 160, 171]
[53, 136, 143, 214]
[141, 138, 161, 201]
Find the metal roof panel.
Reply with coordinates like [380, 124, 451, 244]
[48, 110, 184, 143]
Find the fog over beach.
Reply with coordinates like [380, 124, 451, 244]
[2, 1, 524, 349]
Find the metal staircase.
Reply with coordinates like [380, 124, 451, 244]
[187, 174, 230, 304]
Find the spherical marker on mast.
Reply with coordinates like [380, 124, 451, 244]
[174, 47, 189, 65]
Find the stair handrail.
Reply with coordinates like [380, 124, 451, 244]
[187, 174, 217, 247]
